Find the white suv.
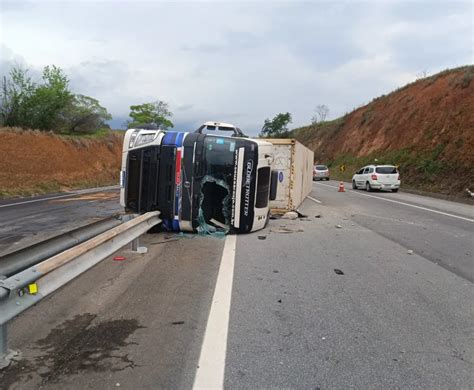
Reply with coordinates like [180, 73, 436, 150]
[352, 165, 400, 192]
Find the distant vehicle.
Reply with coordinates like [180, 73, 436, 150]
[313, 165, 330, 181]
[352, 165, 400, 192]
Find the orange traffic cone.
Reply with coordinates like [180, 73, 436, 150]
[338, 181, 345, 192]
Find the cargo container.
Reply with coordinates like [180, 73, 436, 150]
[266, 139, 314, 212]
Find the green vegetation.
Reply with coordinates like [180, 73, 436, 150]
[293, 116, 346, 145]
[260, 112, 292, 138]
[127, 101, 174, 129]
[0, 65, 112, 135]
[325, 144, 456, 193]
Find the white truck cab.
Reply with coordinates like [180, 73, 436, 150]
[120, 122, 278, 234]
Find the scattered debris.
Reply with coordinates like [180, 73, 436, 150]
[334, 268, 345, 275]
[270, 227, 304, 234]
[296, 210, 308, 218]
[116, 383, 121, 387]
[407, 249, 414, 255]
[171, 321, 185, 325]
[150, 238, 179, 245]
[335, 224, 343, 229]
[273, 270, 279, 273]
[466, 188, 474, 198]
[321, 337, 326, 340]
[315, 214, 322, 218]
[277, 299, 282, 303]
[258, 235, 267, 240]
[136, 246, 148, 254]
[113, 256, 126, 261]
[281, 211, 299, 220]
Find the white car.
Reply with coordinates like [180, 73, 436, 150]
[352, 165, 400, 192]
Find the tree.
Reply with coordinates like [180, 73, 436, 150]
[0, 65, 72, 131]
[0, 66, 36, 127]
[259, 112, 292, 138]
[60, 94, 112, 133]
[127, 101, 174, 129]
[26, 65, 73, 131]
[311, 104, 329, 124]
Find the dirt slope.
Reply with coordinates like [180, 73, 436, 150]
[0, 128, 123, 198]
[294, 66, 474, 197]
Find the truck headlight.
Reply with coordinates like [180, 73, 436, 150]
[134, 132, 158, 147]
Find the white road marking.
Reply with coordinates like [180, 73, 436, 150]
[307, 195, 322, 204]
[193, 234, 237, 389]
[0, 186, 119, 209]
[314, 182, 474, 223]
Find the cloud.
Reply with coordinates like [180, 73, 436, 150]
[1, 0, 472, 134]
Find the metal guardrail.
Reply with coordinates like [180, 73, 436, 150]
[0, 215, 133, 277]
[0, 211, 161, 368]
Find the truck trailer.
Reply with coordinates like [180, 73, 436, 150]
[266, 139, 314, 213]
[120, 122, 279, 234]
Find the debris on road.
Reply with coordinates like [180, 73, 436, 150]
[270, 227, 304, 234]
[296, 210, 308, 218]
[150, 238, 180, 245]
[281, 211, 299, 220]
[278, 299, 282, 303]
[334, 268, 345, 275]
[171, 321, 185, 325]
[407, 249, 414, 255]
[315, 214, 322, 218]
[136, 246, 148, 254]
[258, 235, 267, 240]
[113, 256, 126, 261]
[335, 224, 343, 229]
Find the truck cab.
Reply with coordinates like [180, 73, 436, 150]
[120, 122, 277, 234]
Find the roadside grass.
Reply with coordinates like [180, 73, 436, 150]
[326, 147, 472, 197]
[0, 126, 124, 140]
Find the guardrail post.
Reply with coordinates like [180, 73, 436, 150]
[131, 238, 139, 252]
[0, 323, 19, 369]
[0, 323, 6, 357]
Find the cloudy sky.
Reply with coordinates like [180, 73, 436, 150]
[1, 0, 472, 134]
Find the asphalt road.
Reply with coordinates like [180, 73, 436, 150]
[1, 183, 473, 389]
[0, 186, 122, 256]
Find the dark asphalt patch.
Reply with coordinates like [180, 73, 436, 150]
[0, 313, 145, 386]
[35, 313, 144, 384]
[0, 358, 36, 390]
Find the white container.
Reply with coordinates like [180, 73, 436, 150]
[266, 139, 314, 212]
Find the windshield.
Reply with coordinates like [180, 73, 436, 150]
[376, 166, 398, 174]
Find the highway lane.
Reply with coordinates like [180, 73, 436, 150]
[1, 186, 473, 389]
[0, 187, 122, 256]
[312, 180, 474, 282]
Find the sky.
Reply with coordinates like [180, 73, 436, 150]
[1, 0, 473, 135]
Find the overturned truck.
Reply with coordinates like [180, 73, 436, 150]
[120, 122, 281, 234]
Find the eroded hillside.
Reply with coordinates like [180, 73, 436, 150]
[0, 128, 123, 198]
[294, 66, 474, 196]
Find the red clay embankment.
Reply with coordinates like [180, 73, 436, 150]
[0, 128, 123, 198]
